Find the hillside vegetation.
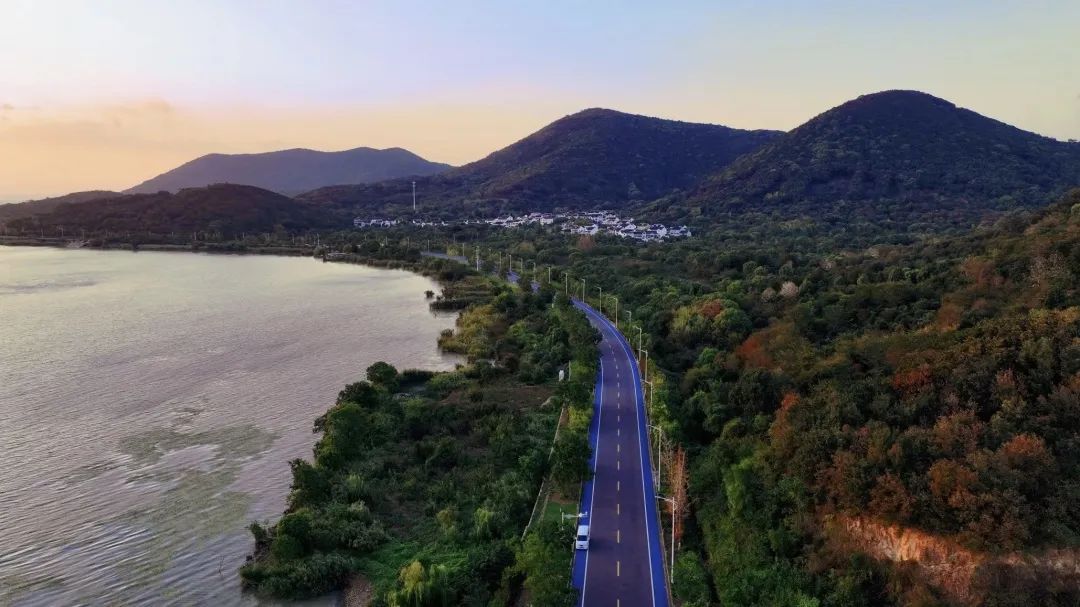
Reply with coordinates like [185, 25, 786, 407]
[2, 184, 342, 237]
[678, 91, 1080, 227]
[433, 189, 1080, 606]
[300, 108, 781, 216]
[0, 190, 119, 222]
[241, 279, 600, 606]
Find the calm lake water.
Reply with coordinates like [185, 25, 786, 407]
[0, 247, 460, 606]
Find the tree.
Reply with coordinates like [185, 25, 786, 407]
[387, 560, 453, 607]
[366, 361, 399, 390]
[550, 430, 591, 493]
[516, 520, 577, 607]
[667, 447, 690, 544]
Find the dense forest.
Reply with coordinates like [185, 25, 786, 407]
[329, 189, 1079, 606]
[240, 270, 600, 606]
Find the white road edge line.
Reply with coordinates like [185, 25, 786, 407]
[579, 354, 605, 606]
[584, 304, 659, 607]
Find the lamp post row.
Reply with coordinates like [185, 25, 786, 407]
[498, 257, 673, 587]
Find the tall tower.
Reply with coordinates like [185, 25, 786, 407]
[412, 181, 417, 212]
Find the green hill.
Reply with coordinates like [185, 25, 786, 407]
[3, 184, 341, 236]
[300, 108, 781, 216]
[679, 90, 1080, 226]
[0, 190, 120, 222]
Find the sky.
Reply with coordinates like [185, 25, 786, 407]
[1, 0, 1078, 200]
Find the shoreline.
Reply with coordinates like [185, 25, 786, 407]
[0, 236, 314, 256]
[0, 237, 469, 289]
[2, 247, 462, 606]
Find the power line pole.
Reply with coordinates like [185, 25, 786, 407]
[412, 181, 417, 212]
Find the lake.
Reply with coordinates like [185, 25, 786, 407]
[0, 246, 460, 606]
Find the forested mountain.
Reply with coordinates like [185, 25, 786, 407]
[126, 147, 451, 196]
[678, 90, 1080, 226]
[299, 108, 781, 216]
[0, 190, 119, 222]
[3, 184, 341, 236]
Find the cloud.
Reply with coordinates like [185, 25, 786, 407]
[1, 103, 12, 111]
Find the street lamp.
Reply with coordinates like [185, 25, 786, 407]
[635, 326, 643, 357]
[581, 279, 586, 301]
[647, 423, 664, 491]
[611, 296, 618, 329]
[643, 378, 654, 417]
[657, 495, 677, 585]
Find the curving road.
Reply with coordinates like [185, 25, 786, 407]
[571, 300, 668, 607]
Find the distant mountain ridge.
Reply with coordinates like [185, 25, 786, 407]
[300, 108, 783, 215]
[10, 92, 1079, 235]
[0, 190, 120, 222]
[3, 184, 341, 236]
[682, 90, 1080, 222]
[126, 147, 452, 196]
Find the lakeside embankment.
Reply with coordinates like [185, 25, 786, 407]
[238, 262, 600, 605]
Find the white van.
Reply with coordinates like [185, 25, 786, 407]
[575, 524, 590, 550]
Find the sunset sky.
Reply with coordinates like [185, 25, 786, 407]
[2, 0, 1078, 200]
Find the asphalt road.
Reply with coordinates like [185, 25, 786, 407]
[571, 301, 668, 607]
